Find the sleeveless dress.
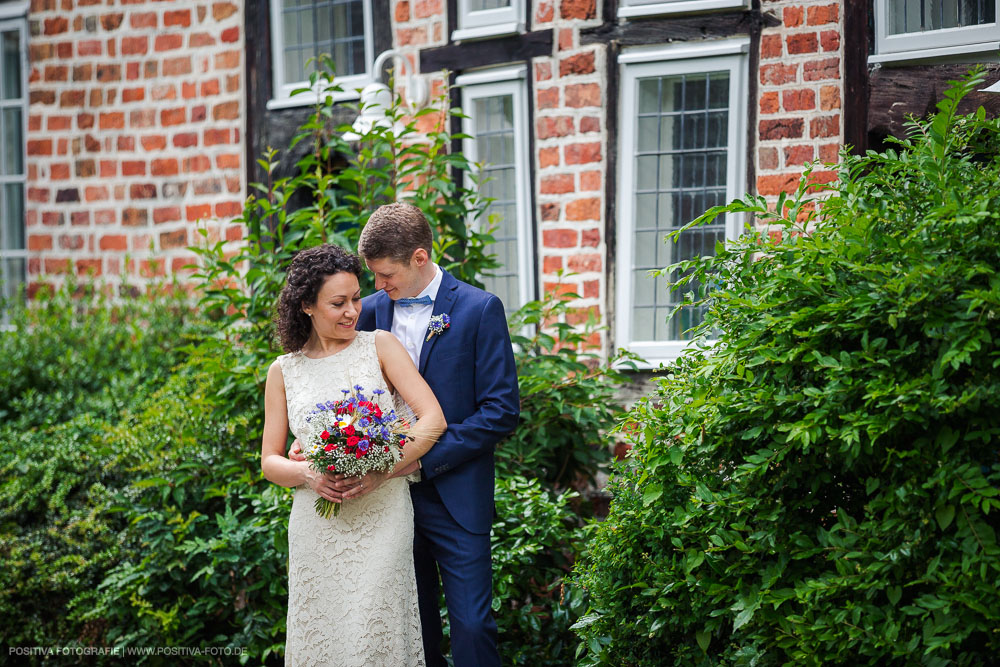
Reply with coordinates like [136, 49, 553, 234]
[277, 330, 424, 667]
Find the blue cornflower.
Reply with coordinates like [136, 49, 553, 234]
[372, 388, 385, 395]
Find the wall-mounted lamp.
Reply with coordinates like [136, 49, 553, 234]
[342, 49, 428, 141]
[981, 79, 1000, 93]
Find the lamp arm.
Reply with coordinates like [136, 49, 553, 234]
[371, 48, 427, 111]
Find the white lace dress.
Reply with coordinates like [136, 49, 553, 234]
[277, 331, 424, 667]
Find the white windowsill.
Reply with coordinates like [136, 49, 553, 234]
[451, 22, 523, 42]
[267, 86, 363, 110]
[869, 40, 1000, 64]
[618, 0, 747, 19]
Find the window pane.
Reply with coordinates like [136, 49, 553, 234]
[2, 30, 20, 100]
[474, 93, 521, 310]
[2, 257, 25, 304]
[630, 70, 729, 342]
[469, 0, 512, 10]
[282, 0, 366, 82]
[887, 0, 995, 34]
[3, 183, 24, 250]
[4, 107, 22, 176]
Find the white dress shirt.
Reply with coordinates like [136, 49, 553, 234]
[391, 264, 443, 367]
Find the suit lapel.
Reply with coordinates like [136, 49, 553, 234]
[418, 270, 458, 374]
[374, 292, 393, 331]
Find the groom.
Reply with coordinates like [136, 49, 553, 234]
[357, 202, 518, 666]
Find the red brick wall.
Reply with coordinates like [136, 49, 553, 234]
[26, 0, 245, 292]
[756, 0, 843, 201]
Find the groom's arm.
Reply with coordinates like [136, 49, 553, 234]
[418, 295, 519, 479]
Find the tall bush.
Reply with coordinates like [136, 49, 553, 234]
[575, 71, 1000, 665]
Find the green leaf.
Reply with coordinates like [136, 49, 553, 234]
[696, 630, 711, 653]
[887, 586, 902, 607]
[935, 504, 955, 531]
[643, 483, 664, 506]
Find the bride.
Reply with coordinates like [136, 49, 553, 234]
[261, 244, 446, 666]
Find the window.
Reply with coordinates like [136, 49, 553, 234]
[872, 0, 1000, 61]
[268, 0, 373, 107]
[616, 40, 748, 366]
[0, 8, 25, 323]
[453, 0, 524, 42]
[458, 66, 534, 311]
[617, 0, 747, 21]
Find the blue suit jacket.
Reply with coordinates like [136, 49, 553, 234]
[356, 269, 520, 534]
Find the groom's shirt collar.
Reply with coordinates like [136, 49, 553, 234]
[416, 263, 443, 302]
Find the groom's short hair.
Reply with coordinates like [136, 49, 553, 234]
[359, 202, 433, 265]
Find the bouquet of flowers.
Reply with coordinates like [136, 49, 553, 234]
[303, 385, 412, 518]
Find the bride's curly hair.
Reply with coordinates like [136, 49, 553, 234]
[276, 244, 363, 352]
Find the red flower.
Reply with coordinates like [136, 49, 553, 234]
[384, 446, 389, 452]
[347, 436, 360, 447]
[327, 464, 335, 471]
[399, 439, 406, 448]
[371, 405, 382, 418]
[320, 430, 330, 440]
[355, 450, 363, 459]
[342, 424, 356, 437]
[324, 443, 334, 452]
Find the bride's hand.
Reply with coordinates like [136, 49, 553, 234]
[303, 466, 343, 504]
[343, 471, 388, 500]
[287, 439, 306, 462]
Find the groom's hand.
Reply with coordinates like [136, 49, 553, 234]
[288, 439, 306, 462]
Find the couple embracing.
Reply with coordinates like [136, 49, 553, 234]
[260, 202, 520, 666]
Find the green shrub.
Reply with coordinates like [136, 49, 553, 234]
[0, 283, 196, 651]
[575, 71, 1000, 665]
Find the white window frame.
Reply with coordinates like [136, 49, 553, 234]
[457, 65, 535, 311]
[268, 0, 374, 109]
[452, 0, 524, 42]
[617, 0, 748, 21]
[0, 7, 28, 329]
[615, 38, 748, 368]
[871, 0, 1000, 63]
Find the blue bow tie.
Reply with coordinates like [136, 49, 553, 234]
[396, 295, 432, 307]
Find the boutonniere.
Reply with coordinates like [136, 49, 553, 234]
[426, 314, 451, 341]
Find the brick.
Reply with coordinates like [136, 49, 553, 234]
[541, 174, 574, 194]
[395, 0, 410, 21]
[215, 50, 241, 70]
[130, 12, 157, 29]
[565, 142, 602, 165]
[760, 91, 779, 114]
[803, 57, 840, 82]
[42, 212, 64, 227]
[184, 155, 211, 173]
[192, 105, 207, 122]
[43, 17, 68, 34]
[99, 234, 128, 251]
[583, 280, 599, 298]
[96, 64, 121, 82]
[536, 1, 553, 22]
[560, 52, 596, 76]
[84, 186, 109, 201]
[152, 159, 179, 176]
[820, 85, 841, 110]
[539, 147, 559, 168]
[757, 173, 800, 196]
[215, 201, 242, 217]
[759, 118, 804, 141]
[131, 110, 156, 128]
[27, 139, 53, 156]
[810, 114, 840, 138]
[28, 234, 53, 251]
[782, 89, 815, 111]
[200, 79, 220, 96]
[173, 132, 198, 148]
[818, 142, 840, 163]
[57, 42, 72, 59]
[784, 144, 814, 166]
[541, 203, 559, 221]
[186, 204, 211, 221]
[194, 179, 223, 196]
[190, 32, 215, 48]
[99, 160, 116, 177]
[94, 210, 116, 225]
[560, 0, 595, 19]
[56, 189, 80, 203]
[414, 0, 441, 18]
[76, 259, 102, 276]
[159, 229, 187, 249]
[535, 62, 552, 81]
[59, 90, 85, 107]
[537, 116, 575, 139]
[783, 5, 803, 27]
[581, 228, 600, 247]
[155, 34, 184, 52]
[807, 3, 839, 25]
[70, 211, 90, 227]
[121, 36, 148, 56]
[537, 87, 559, 109]
[566, 83, 600, 108]
[130, 183, 157, 200]
[44, 65, 68, 82]
[558, 28, 573, 50]
[397, 27, 428, 46]
[761, 34, 782, 59]
[760, 63, 797, 86]
[75, 159, 95, 178]
[57, 233, 85, 250]
[580, 116, 600, 133]
[163, 57, 192, 76]
[543, 229, 577, 248]
[820, 29, 840, 51]
[566, 197, 600, 221]
[216, 154, 240, 169]
[786, 32, 818, 55]
[47, 115, 71, 131]
[212, 2, 238, 21]
[567, 253, 601, 272]
[580, 171, 601, 191]
[161, 108, 186, 126]
[543, 256, 563, 273]
[204, 129, 231, 146]
[141, 135, 166, 151]
[213, 101, 239, 120]
[154, 207, 181, 224]
[759, 147, 779, 171]
[122, 87, 144, 103]
[122, 208, 148, 226]
[48, 163, 69, 180]
[99, 112, 125, 130]
[221, 26, 239, 43]
[164, 9, 191, 27]
[30, 90, 56, 105]
[566, 305, 600, 325]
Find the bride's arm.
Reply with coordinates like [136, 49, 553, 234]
[374, 330, 446, 474]
[261, 361, 344, 503]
